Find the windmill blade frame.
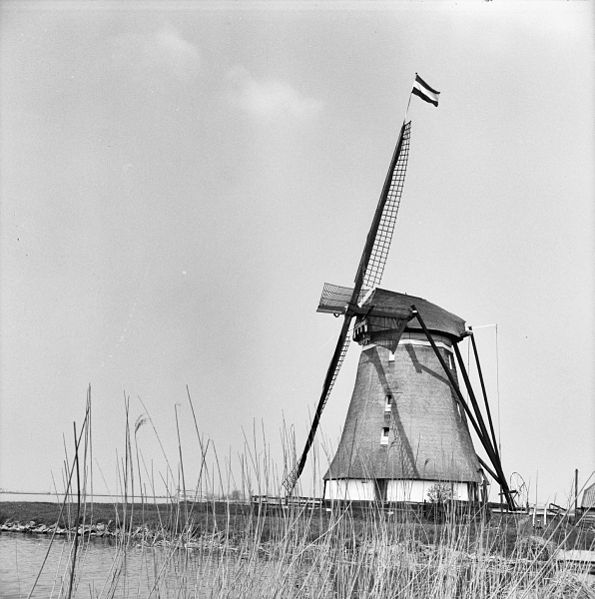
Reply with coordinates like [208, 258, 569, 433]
[352, 121, 411, 301]
[361, 121, 412, 290]
[283, 119, 413, 494]
[282, 316, 352, 493]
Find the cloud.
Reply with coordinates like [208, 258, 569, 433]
[227, 66, 323, 121]
[111, 25, 201, 83]
[153, 26, 201, 80]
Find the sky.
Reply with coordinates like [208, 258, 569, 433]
[1, 0, 593, 505]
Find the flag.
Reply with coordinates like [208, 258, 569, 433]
[412, 74, 440, 107]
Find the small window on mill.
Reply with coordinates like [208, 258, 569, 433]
[380, 427, 389, 445]
[384, 394, 393, 412]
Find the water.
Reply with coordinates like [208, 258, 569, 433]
[2, 533, 150, 598]
[2, 532, 593, 598]
[0, 532, 267, 599]
[0, 532, 311, 599]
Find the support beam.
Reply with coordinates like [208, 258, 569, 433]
[410, 307, 498, 463]
[469, 331, 501, 465]
[453, 342, 514, 508]
[453, 344, 502, 471]
[410, 306, 515, 510]
[453, 344, 493, 449]
[477, 456, 498, 482]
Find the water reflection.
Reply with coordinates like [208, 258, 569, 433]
[3, 530, 592, 598]
[0, 531, 312, 599]
[0, 532, 259, 598]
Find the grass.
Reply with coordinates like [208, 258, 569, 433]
[3, 389, 594, 598]
[2, 500, 594, 552]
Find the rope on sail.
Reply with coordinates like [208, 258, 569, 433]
[363, 121, 412, 290]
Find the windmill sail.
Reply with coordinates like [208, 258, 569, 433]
[282, 320, 351, 493]
[362, 122, 411, 289]
[283, 120, 413, 494]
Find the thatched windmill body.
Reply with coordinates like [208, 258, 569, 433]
[284, 76, 514, 507]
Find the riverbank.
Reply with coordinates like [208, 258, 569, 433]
[0, 499, 258, 543]
[2, 500, 594, 552]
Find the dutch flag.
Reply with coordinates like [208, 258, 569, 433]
[412, 74, 440, 107]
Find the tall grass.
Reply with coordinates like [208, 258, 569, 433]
[21, 389, 594, 599]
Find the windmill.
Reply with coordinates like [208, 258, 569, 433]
[284, 75, 515, 508]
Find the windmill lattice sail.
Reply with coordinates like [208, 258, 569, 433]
[363, 121, 411, 289]
[283, 120, 413, 494]
[283, 330, 351, 493]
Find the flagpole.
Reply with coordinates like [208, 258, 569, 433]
[404, 92, 413, 123]
[403, 73, 416, 122]
[403, 79, 415, 124]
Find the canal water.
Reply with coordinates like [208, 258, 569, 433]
[0, 532, 289, 598]
[3, 531, 593, 598]
[2, 532, 181, 598]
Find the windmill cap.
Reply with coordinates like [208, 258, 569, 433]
[317, 282, 466, 341]
[364, 288, 466, 340]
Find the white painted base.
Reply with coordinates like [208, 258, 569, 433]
[386, 479, 470, 502]
[325, 479, 376, 501]
[325, 479, 471, 502]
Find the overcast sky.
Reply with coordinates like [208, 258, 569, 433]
[1, 1, 593, 504]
